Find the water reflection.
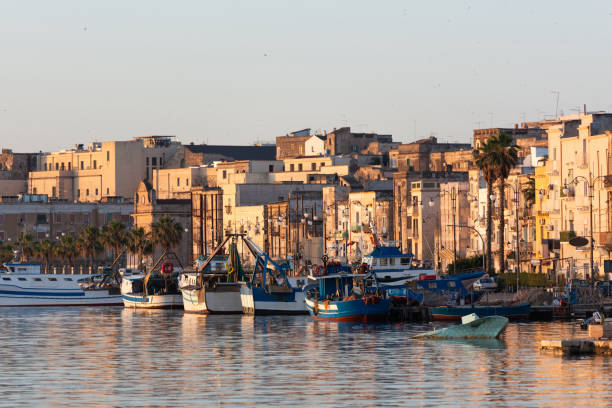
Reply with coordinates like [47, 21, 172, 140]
[2, 310, 612, 406]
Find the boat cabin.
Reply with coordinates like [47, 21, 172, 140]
[3, 264, 42, 275]
[361, 246, 415, 271]
[312, 274, 367, 301]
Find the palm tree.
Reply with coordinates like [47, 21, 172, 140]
[77, 226, 103, 270]
[151, 216, 184, 253]
[0, 243, 14, 263]
[473, 138, 498, 273]
[101, 220, 127, 261]
[17, 233, 36, 263]
[127, 227, 153, 270]
[58, 235, 79, 266]
[522, 176, 536, 208]
[35, 239, 58, 274]
[490, 131, 518, 273]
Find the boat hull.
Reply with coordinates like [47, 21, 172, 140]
[182, 284, 243, 314]
[240, 284, 307, 315]
[0, 273, 123, 307]
[430, 304, 531, 321]
[415, 315, 509, 339]
[305, 297, 391, 322]
[122, 293, 183, 309]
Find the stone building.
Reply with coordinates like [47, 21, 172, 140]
[184, 143, 276, 166]
[29, 136, 182, 202]
[0, 149, 40, 196]
[324, 127, 393, 156]
[389, 136, 472, 173]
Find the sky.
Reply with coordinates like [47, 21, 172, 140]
[1, 0, 612, 152]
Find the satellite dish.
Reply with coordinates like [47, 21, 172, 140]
[569, 236, 589, 247]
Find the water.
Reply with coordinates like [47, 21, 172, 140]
[1, 309, 611, 407]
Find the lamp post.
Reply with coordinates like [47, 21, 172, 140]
[563, 174, 607, 280]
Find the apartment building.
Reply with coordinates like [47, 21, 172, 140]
[29, 136, 182, 202]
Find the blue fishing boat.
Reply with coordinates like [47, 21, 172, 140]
[430, 303, 531, 321]
[304, 272, 391, 322]
[240, 237, 307, 315]
[360, 245, 436, 286]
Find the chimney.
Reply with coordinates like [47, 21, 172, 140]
[584, 104, 587, 114]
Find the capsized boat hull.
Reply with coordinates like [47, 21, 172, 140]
[430, 303, 531, 321]
[305, 297, 391, 322]
[414, 315, 509, 339]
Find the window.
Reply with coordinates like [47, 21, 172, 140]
[371, 259, 377, 266]
[48, 277, 57, 281]
[18, 277, 26, 281]
[56, 214, 62, 223]
[186, 178, 189, 186]
[389, 258, 395, 265]
[448, 281, 456, 288]
[80, 161, 84, 170]
[95, 188, 98, 196]
[84, 214, 89, 224]
[44, 163, 48, 170]
[290, 164, 295, 172]
[0, 215, 4, 224]
[68, 162, 71, 170]
[380, 258, 388, 266]
[107, 151, 110, 161]
[298, 163, 303, 171]
[33, 188, 37, 194]
[60, 163, 64, 170]
[222, 170, 227, 179]
[146, 157, 149, 166]
[269, 165, 274, 172]
[93, 160, 97, 169]
[37, 214, 47, 224]
[55, 163, 59, 170]
[106, 187, 109, 195]
[2, 277, 11, 281]
[64, 278, 73, 281]
[177, 177, 180, 186]
[311, 163, 316, 171]
[152, 157, 157, 166]
[160, 157, 163, 166]
[77, 189, 80, 197]
[400, 257, 411, 265]
[0, 231, 4, 241]
[33, 278, 41, 281]
[86, 189, 90, 196]
[70, 215, 75, 224]
[52, 186, 56, 197]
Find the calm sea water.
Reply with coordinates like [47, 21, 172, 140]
[1, 308, 611, 407]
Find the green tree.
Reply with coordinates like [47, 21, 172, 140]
[0, 243, 14, 263]
[57, 235, 79, 266]
[127, 227, 153, 269]
[77, 226, 103, 270]
[34, 239, 58, 274]
[151, 216, 184, 252]
[522, 176, 536, 208]
[17, 233, 36, 263]
[101, 220, 128, 261]
[490, 131, 518, 272]
[473, 138, 497, 273]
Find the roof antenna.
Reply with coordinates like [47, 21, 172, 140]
[552, 90, 560, 118]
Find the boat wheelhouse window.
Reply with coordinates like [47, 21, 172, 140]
[33, 278, 42, 281]
[448, 281, 456, 288]
[64, 278, 73, 281]
[2, 277, 11, 281]
[18, 277, 27, 281]
[371, 259, 377, 266]
[428, 282, 437, 289]
[400, 258, 411, 265]
[48, 277, 57, 281]
[389, 258, 396, 265]
[380, 258, 388, 266]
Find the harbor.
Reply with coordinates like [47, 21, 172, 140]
[2, 308, 612, 407]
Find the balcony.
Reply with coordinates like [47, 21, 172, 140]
[596, 232, 612, 249]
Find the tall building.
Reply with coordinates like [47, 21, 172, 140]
[29, 136, 182, 202]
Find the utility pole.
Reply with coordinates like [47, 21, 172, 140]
[451, 188, 457, 275]
[515, 179, 520, 293]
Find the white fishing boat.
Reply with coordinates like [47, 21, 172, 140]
[179, 238, 245, 314]
[0, 263, 123, 307]
[360, 246, 436, 286]
[121, 273, 183, 309]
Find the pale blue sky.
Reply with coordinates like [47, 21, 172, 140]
[1, 0, 612, 152]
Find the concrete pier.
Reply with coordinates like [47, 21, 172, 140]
[540, 339, 612, 355]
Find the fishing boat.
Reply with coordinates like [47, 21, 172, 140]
[430, 303, 531, 321]
[239, 236, 307, 315]
[121, 253, 183, 309]
[0, 263, 123, 307]
[360, 245, 436, 286]
[414, 313, 509, 339]
[304, 271, 391, 322]
[179, 237, 243, 314]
